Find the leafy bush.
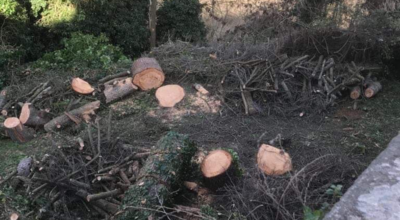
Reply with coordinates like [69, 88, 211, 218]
[157, 0, 206, 43]
[34, 33, 129, 70]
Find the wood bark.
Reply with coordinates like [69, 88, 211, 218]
[19, 103, 51, 127]
[201, 149, 234, 189]
[350, 86, 361, 100]
[131, 57, 165, 90]
[4, 117, 34, 143]
[155, 84, 185, 107]
[0, 87, 8, 110]
[44, 101, 101, 132]
[102, 77, 138, 104]
[119, 132, 197, 220]
[364, 81, 382, 98]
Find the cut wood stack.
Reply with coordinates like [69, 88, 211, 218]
[19, 103, 51, 127]
[131, 57, 165, 90]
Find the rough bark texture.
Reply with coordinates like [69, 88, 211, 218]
[119, 132, 197, 220]
[131, 57, 165, 90]
[44, 101, 101, 132]
[4, 117, 34, 143]
[364, 81, 382, 98]
[102, 77, 138, 104]
[350, 86, 361, 100]
[19, 103, 51, 127]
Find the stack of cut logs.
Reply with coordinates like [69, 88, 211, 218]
[0, 58, 187, 144]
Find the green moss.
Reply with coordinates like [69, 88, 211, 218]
[120, 132, 197, 220]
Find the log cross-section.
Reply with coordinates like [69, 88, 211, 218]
[19, 103, 51, 127]
[364, 81, 382, 98]
[201, 149, 234, 189]
[4, 117, 34, 143]
[131, 57, 165, 90]
[44, 101, 101, 132]
[257, 144, 292, 175]
[71, 78, 95, 95]
[155, 85, 185, 107]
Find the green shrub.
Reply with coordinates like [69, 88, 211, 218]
[157, 0, 206, 43]
[34, 32, 129, 70]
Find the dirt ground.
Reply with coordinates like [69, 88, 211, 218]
[1, 79, 399, 219]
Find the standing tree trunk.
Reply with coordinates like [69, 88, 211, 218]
[118, 132, 197, 220]
[4, 117, 34, 143]
[19, 103, 51, 127]
[102, 78, 138, 104]
[149, 0, 157, 49]
[131, 58, 165, 90]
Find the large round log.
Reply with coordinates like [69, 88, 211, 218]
[19, 103, 51, 127]
[201, 149, 234, 189]
[119, 132, 197, 220]
[4, 117, 34, 143]
[102, 77, 138, 104]
[257, 144, 292, 175]
[155, 85, 185, 107]
[131, 58, 165, 90]
[364, 81, 382, 98]
[71, 78, 95, 95]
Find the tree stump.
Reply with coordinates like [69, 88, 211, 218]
[350, 86, 361, 100]
[102, 77, 138, 104]
[200, 150, 234, 189]
[19, 103, 51, 127]
[4, 117, 34, 143]
[71, 78, 95, 95]
[119, 132, 197, 220]
[364, 81, 382, 98]
[155, 85, 185, 107]
[131, 57, 165, 90]
[257, 144, 292, 175]
[44, 101, 101, 132]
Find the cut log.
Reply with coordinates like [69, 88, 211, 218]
[4, 117, 34, 143]
[350, 86, 361, 100]
[44, 101, 101, 132]
[131, 57, 165, 90]
[71, 78, 95, 95]
[102, 77, 138, 104]
[119, 132, 197, 220]
[19, 103, 51, 127]
[201, 149, 234, 189]
[257, 144, 292, 175]
[364, 81, 382, 98]
[155, 85, 185, 107]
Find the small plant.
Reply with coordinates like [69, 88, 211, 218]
[34, 32, 129, 70]
[303, 206, 323, 220]
[325, 184, 343, 198]
[200, 205, 218, 219]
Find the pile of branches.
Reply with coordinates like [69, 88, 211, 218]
[1, 121, 150, 219]
[151, 41, 382, 116]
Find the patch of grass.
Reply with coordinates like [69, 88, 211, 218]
[0, 140, 27, 177]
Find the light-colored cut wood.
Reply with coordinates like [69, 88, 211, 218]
[71, 78, 95, 95]
[155, 85, 185, 107]
[257, 144, 292, 175]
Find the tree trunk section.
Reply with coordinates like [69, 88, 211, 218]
[71, 78, 95, 95]
[102, 77, 138, 104]
[4, 117, 34, 143]
[19, 103, 51, 127]
[155, 85, 185, 107]
[257, 144, 292, 175]
[119, 132, 197, 220]
[44, 101, 101, 132]
[364, 81, 382, 98]
[350, 86, 361, 100]
[131, 58, 165, 90]
[201, 149, 234, 190]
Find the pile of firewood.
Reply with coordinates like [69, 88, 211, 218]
[0, 58, 188, 144]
